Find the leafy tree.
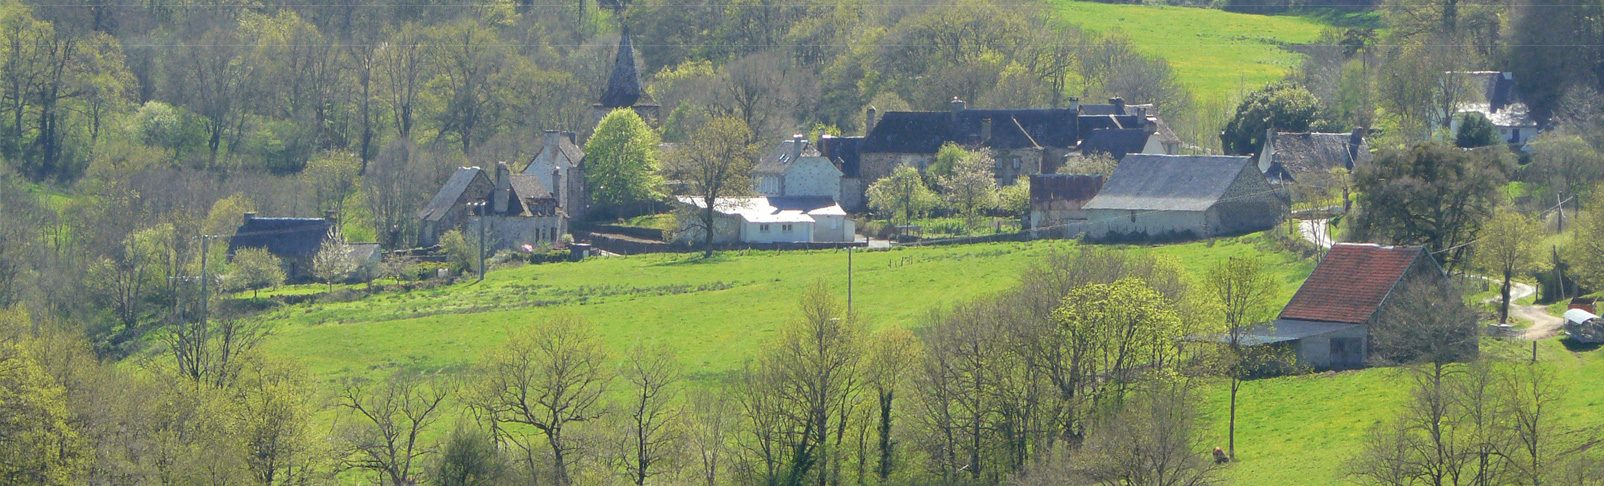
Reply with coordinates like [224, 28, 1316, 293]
[663, 116, 756, 257]
[431, 424, 507, 486]
[866, 165, 938, 226]
[1527, 132, 1604, 215]
[1565, 188, 1604, 291]
[938, 149, 999, 228]
[226, 248, 285, 298]
[865, 327, 919, 481]
[1352, 142, 1505, 273]
[928, 142, 969, 180]
[997, 176, 1030, 221]
[584, 109, 663, 218]
[0, 341, 87, 484]
[1474, 208, 1541, 324]
[1220, 82, 1326, 155]
[1205, 256, 1279, 460]
[302, 151, 361, 215]
[1454, 111, 1500, 148]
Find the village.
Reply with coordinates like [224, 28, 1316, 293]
[3, 0, 1604, 484]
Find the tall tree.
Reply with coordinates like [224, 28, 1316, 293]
[1220, 82, 1326, 155]
[475, 314, 611, 486]
[866, 165, 937, 226]
[663, 116, 757, 257]
[1352, 142, 1504, 273]
[584, 109, 663, 218]
[1205, 256, 1278, 460]
[1474, 208, 1541, 324]
[615, 343, 682, 486]
[865, 327, 918, 481]
[937, 148, 999, 228]
[339, 373, 450, 486]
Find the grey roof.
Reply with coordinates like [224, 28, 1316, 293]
[861, 108, 1083, 154]
[1029, 174, 1104, 204]
[1449, 71, 1521, 112]
[1198, 319, 1360, 345]
[756, 138, 821, 174]
[599, 30, 644, 108]
[527, 131, 584, 172]
[227, 216, 330, 258]
[1083, 154, 1256, 212]
[419, 167, 489, 222]
[346, 243, 382, 263]
[1080, 128, 1151, 159]
[1265, 132, 1370, 182]
[818, 135, 862, 178]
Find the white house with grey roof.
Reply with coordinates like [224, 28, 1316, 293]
[1082, 154, 1285, 241]
[673, 196, 854, 244]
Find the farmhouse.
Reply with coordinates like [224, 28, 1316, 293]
[226, 212, 342, 282]
[817, 134, 864, 210]
[1081, 154, 1285, 241]
[523, 130, 588, 221]
[418, 163, 566, 252]
[673, 196, 854, 244]
[1258, 129, 1370, 183]
[1446, 71, 1539, 147]
[754, 135, 843, 200]
[1252, 243, 1449, 369]
[1028, 174, 1104, 233]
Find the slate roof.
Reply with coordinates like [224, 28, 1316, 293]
[1264, 132, 1370, 182]
[419, 167, 490, 222]
[1195, 319, 1359, 346]
[860, 108, 1081, 154]
[599, 30, 644, 108]
[1450, 71, 1521, 112]
[1082, 154, 1256, 212]
[227, 216, 331, 259]
[755, 138, 821, 174]
[508, 174, 552, 200]
[1078, 114, 1145, 135]
[1080, 128, 1151, 159]
[1029, 174, 1104, 204]
[817, 135, 863, 178]
[1279, 243, 1427, 325]
[527, 131, 583, 173]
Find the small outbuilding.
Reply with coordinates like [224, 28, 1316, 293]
[1564, 309, 1604, 343]
[1267, 243, 1451, 370]
[1081, 154, 1286, 241]
[1027, 174, 1104, 233]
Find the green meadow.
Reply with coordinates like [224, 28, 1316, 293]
[1048, 1, 1374, 101]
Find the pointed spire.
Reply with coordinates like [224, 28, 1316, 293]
[599, 28, 643, 109]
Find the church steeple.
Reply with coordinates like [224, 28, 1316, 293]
[598, 29, 643, 109]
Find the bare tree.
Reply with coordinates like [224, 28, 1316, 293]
[663, 116, 758, 258]
[1204, 256, 1278, 460]
[339, 373, 450, 486]
[164, 316, 263, 388]
[614, 343, 682, 486]
[1069, 379, 1217, 486]
[686, 388, 733, 486]
[1370, 277, 1480, 372]
[476, 313, 611, 486]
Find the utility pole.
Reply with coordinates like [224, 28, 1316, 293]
[199, 234, 214, 328]
[470, 201, 487, 282]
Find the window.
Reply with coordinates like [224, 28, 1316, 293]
[782, 224, 793, 232]
[760, 224, 770, 232]
[1011, 157, 1022, 169]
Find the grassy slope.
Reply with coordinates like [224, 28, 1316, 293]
[1212, 338, 1604, 484]
[259, 234, 1311, 389]
[1047, 1, 1348, 101]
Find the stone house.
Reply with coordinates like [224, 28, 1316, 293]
[417, 166, 495, 247]
[1445, 71, 1539, 147]
[418, 163, 566, 252]
[754, 135, 844, 200]
[1256, 243, 1450, 369]
[524, 130, 588, 221]
[1027, 174, 1104, 232]
[1081, 154, 1286, 241]
[858, 99, 1087, 191]
[817, 134, 865, 210]
[227, 212, 375, 282]
[1258, 129, 1370, 183]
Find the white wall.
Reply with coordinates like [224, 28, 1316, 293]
[741, 221, 814, 243]
[783, 158, 843, 198]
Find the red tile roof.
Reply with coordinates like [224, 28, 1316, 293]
[1279, 243, 1426, 324]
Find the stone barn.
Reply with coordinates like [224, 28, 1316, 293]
[227, 212, 335, 282]
[1028, 174, 1104, 233]
[1081, 154, 1285, 241]
[1267, 243, 1450, 369]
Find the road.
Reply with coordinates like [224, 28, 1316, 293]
[1297, 219, 1563, 340]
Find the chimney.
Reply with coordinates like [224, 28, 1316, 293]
[1349, 127, 1366, 161]
[542, 129, 561, 149]
[864, 106, 877, 135]
[981, 117, 993, 143]
[1109, 97, 1126, 115]
[493, 162, 512, 214]
[791, 133, 805, 162]
[1069, 97, 1080, 112]
[950, 97, 966, 115]
[323, 209, 337, 224]
[242, 211, 256, 224]
[551, 168, 562, 207]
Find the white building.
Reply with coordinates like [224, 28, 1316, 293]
[674, 196, 855, 244]
[754, 134, 845, 200]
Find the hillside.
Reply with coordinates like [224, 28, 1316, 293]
[257, 235, 1314, 389]
[1048, 1, 1372, 101]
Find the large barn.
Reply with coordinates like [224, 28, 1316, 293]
[1081, 154, 1285, 241]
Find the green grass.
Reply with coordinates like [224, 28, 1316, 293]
[256, 234, 1311, 390]
[1047, 1, 1361, 101]
[22, 179, 72, 211]
[1210, 338, 1604, 484]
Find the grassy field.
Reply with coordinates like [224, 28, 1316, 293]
[1047, 1, 1374, 101]
[257, 233, 1312, 389]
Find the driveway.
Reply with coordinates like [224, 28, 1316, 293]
[1298, 219, 1563, 340]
